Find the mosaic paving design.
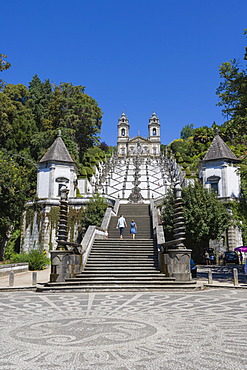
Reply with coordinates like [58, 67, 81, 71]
[0, 289, 247, 369]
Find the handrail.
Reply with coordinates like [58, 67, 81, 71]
[81, 203, 117, 269]
[113, 198, 120, 215]
[81, 225, 105, 270]
[101, 207, 112, 231]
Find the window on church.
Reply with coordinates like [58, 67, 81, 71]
[207, 176, 220, 195]
[121, 128, 125, 136]
[153, 128, 156, 136]
[121, 148, 125, 154]
[153, 147, 157, 155]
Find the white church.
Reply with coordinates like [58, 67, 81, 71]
[117, 112, 161, 157]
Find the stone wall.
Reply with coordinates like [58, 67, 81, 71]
[21, 200, 87, 254]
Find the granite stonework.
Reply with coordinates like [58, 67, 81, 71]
[1, 290, 247, 369]
[50, 250, 82, 282]
[163, 248, 192, 281]
[0, 263, 29, 277]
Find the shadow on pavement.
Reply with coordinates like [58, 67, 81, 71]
[197, 264, 246, 284]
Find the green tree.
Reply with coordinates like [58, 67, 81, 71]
[99, 141, 109, 152]
[28, 74, 53, 131]
[48, 82, 102, 161]
[0, 152, 30, 259]
[162, 183, 230, 262]
[0, 54, 11, 89]
[180, 124, 194, 139]
[0, 84, 37, 154]
[193, 126, 214, 144]
[216, 31, 247, 144]
[81, 193, 107, 233]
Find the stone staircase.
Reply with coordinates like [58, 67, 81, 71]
[108, 204, 152, 239]
[38, 204, 197, 291]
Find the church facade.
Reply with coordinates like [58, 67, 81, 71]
[117, 112, 161, 157]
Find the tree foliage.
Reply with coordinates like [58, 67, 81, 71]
[216, 31, 247, 145]
[0, 54, 11, 89]
[0, 152, 30, 259]
[162, 183, 230, 261]
[180, 124, 194, 140]
[81, 193, 108, 232]
[0, 69, 104, 259]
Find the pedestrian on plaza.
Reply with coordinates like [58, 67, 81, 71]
[218, 252, 223, 266]
[239, 251, 243, 265]
[130, 220, 137, 239]
[116, 214, 127, 239]
[204, 251, 210, 265]
[209, 254, 215, 265]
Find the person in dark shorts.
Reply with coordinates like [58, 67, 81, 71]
[116, 215, 127, 239]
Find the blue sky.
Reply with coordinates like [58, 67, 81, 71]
[1, 0, 247, 146]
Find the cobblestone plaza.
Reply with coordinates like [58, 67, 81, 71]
[1, 289, 247, 369]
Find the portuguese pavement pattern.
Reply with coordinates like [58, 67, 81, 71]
[0, 289, 247, 369]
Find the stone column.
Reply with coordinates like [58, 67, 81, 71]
[164, 182, 192, 281]
[49, 186, 83, 282]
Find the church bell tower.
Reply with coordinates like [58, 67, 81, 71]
[148, 112, 161, 156]
[117, 112, 130, 157]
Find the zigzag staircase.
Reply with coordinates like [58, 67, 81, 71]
[39, 204, 196, 291]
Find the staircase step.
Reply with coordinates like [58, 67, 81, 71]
[84, 266, 158, 270]
[76, 272, 166, 277]
[56, 280, 176, 285]
[85, 264, 156, 268]
[38, 282, 198, 292]
[66, 276, 176, 282]
[88, 256, 155, 259]
[79, 269, 159, 273]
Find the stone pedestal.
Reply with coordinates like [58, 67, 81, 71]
[163, 248, 192, 281]
[50, 251, 83, 282]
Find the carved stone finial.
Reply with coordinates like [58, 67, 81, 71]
[58, 129, 62, 137]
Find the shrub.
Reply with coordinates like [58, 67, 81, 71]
[10, 249, 50, 270]
[80, 193, 108, 232]
[4, 229, 21, 260]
